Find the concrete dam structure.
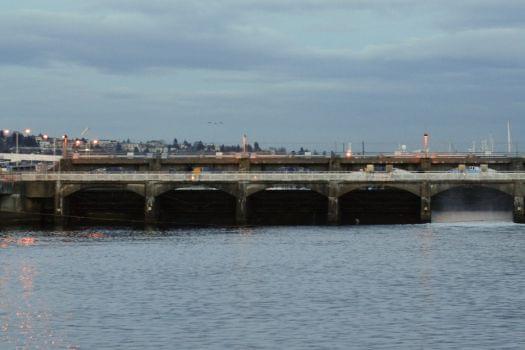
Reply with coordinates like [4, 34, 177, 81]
[1, 154, 524, 227]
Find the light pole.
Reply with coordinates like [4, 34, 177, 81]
[62, 135, 68, 158]
[90, 139, 99, 157]
[2, 129, 9, 156]
[42, 134, 49, 155]
[15, 128, 31, 155]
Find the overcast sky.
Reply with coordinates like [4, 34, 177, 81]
[0, 0, 523, 150]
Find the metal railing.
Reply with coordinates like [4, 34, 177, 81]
[70, 152, 525, 159]
[4, 171, 525, 183]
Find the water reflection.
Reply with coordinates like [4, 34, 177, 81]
[417, 226, 434, 302]
[1, 225, 524, 349]
[1, 236, 37, 248]
[432, 210, 513, 223]
[1, 254, 74, 349]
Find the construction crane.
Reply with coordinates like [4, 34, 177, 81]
[80, 127, 90, 138]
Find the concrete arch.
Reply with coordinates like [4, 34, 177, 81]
[153, 182, 239, 199]
[61, 183, 146, 198]
[430, 183, 515, 198]
[245, 182, 329, 198]
[337, 183, 421, 198]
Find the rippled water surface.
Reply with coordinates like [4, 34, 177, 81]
[1, 224, 524, 349]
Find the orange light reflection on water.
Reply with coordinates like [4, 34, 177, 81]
[17, 237, 36, 246]
[0, 252, 77, 348]
[0, 236, 37, 248]
[86, 232, 106, 239]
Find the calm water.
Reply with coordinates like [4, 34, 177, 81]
[1, 224, 524, 349]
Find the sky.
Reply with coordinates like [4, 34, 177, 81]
[0, 0, 524, 151]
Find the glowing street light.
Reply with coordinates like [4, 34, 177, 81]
[2, 129, 10, 136]
[42, 134, 49, 140]
[14, 128, 32, 154]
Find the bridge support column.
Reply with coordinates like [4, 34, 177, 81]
[513, 196, 524, 224]
[513, 182, 524, 224]
[327, 182, 340, 225]
[145, 182, 158, 227]
[239, 158, 250, 172]
[420, 182, 431, 223]
[236, 182, 248, 225]
[54, 181, 67, 228]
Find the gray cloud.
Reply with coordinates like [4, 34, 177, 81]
[1, 2, 524, 77]
[0, 0, 523, 146]
[0, 10, 287, 72]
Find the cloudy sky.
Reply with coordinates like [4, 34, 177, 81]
[0, 0, 523, 150]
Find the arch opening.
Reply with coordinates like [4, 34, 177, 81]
[158, 188, 236, 226]
[27, 197, 55, 226]
[432, 186, 513, 223]
[340, 187, 421, 225]
[247, 189, 328, 225]
[67, 188, 145, 226]
[0, 194, 52, 227]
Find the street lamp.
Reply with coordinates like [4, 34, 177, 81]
[62, 134, 68, 158]
[90, 139, 99, 156]
[42, 134, 55, 156]
[15, 128, 32, 154]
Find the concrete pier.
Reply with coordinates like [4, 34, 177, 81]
[144, 182, 158, 226]
[420, 182, 432, 223]
[514, 196, 525, 223]
[235, 182, 248, 225]
[327, 182, 340, 225]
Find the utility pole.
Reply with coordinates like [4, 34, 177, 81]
[242, 134, 248, 153]
[507, 120, 512, 154]
[62, 135, 68, 159]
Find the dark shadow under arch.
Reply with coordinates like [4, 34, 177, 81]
[157, 189, 236, 226]
[340, 186, 421, 225]
[247, 189, 328, 225]
[67, 187, 145, 226]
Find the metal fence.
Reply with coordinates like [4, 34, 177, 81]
[6, 171, 525, 183]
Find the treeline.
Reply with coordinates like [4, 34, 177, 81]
[170, 139, 265, 153]
[168, 139, 321, 155]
